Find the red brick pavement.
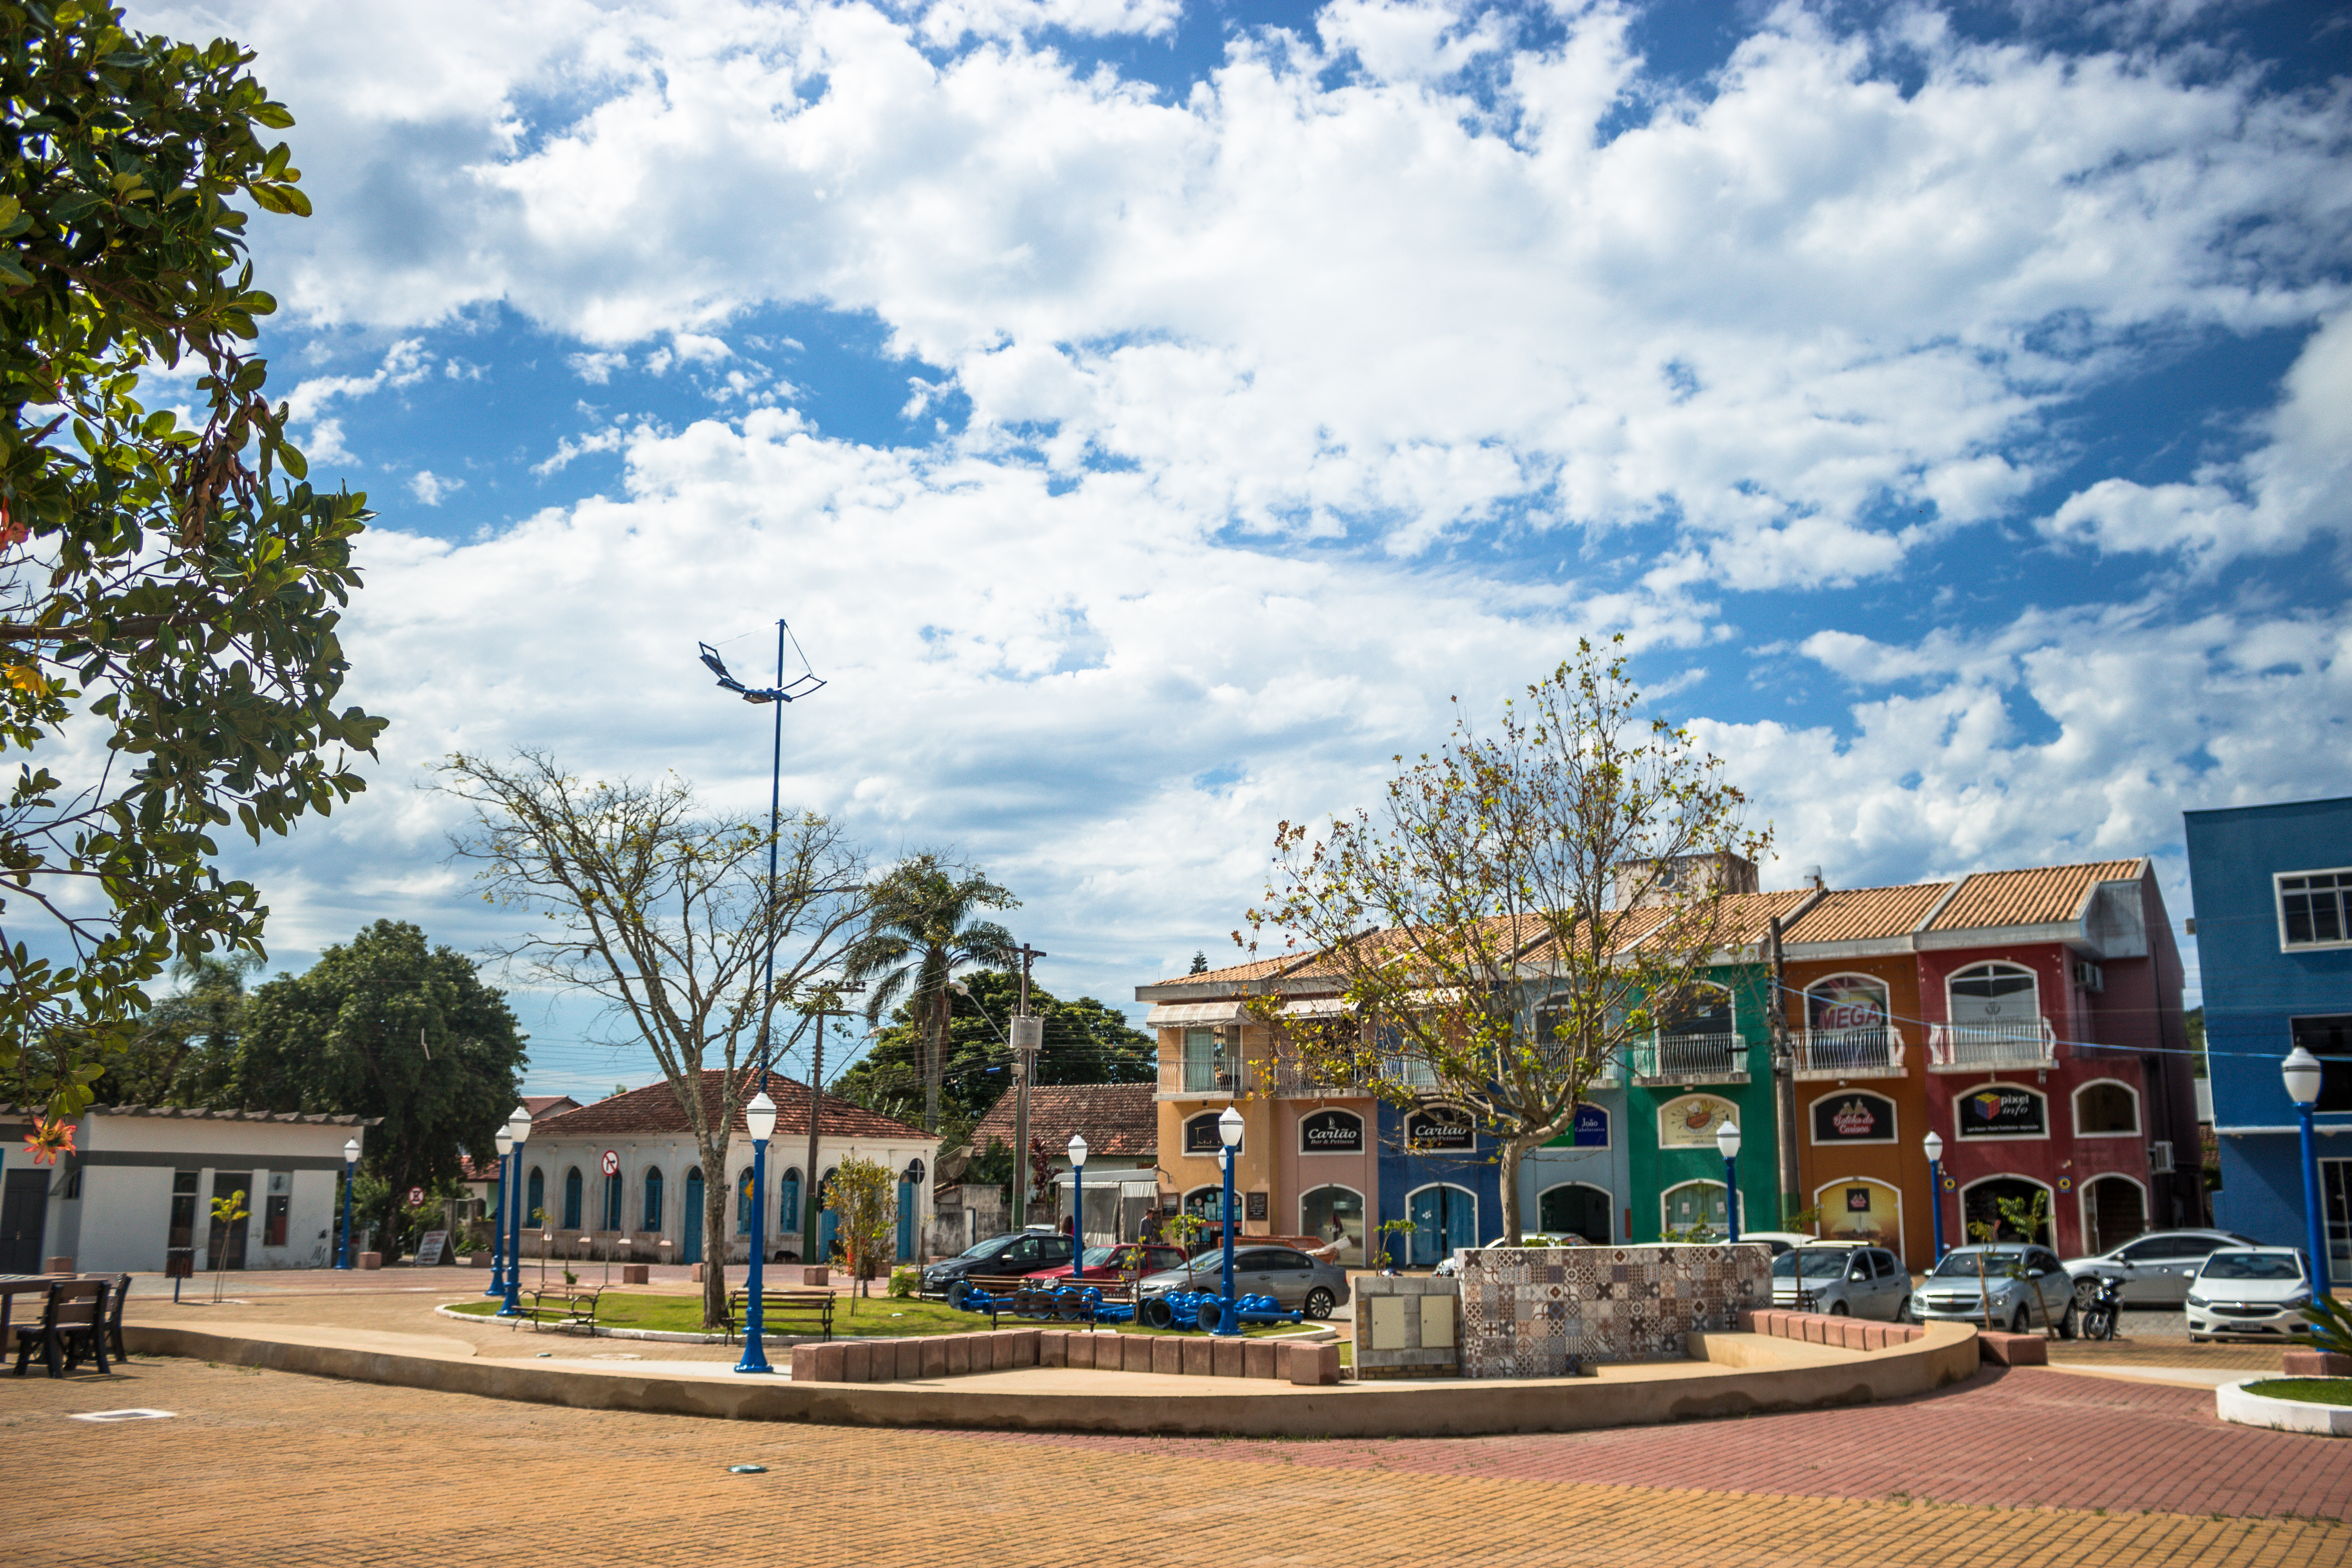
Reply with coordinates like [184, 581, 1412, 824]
[961, 1367, 2352, 1519]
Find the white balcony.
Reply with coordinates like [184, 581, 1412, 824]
[1632, 1031, 1748, 1086]
[1794, 1025, 1906, 1080]
[1927, 1019, 2057, 1073]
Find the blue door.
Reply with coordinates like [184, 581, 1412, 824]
[682, 1168, 704, 1264]
[819, 1207, 838, 1262]
[897, 1181, 916, 1262]
[1408, 1185, 1477, 1266]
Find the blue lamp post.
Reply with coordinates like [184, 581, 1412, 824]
[1924, 1129, 1947, 1264]
[483, 1123, 515, 1298]
[736, 1091, 779, 1374]
[1715, 1120, 1742, 1245]
[2286, 1046, 2332, 1298]
[1067, 1133, 1088, 1281]
[336, 1137, 360, 1269]
[500, 1106, 531, 1317]
[1215, 1105, 1245, 1336]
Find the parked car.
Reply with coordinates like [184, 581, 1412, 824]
[920, 1229, 1075, 1298]
[1134, 1245, 1353, 1319]
[2062, 1228, 2260, 1310]
[1770, 1243, 1911, 1320]
[1024, 1244, 1191, 1282]
[1910, 1244, 2076, 1335]
[1740, 1231, 1820, 1257]
[2186, 1247, 2316, 1342]
[1432, 1236, 1588, 1276]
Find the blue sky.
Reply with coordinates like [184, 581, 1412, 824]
[111, 0, 2352, 1096]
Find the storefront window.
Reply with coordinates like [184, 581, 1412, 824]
[1817, 1179, 1899, 1249]
[1539, 1183, 1612, 1244]
[2074, 1081, 2139, 1136]
[1661, 1180, 1727, 1239]
[1299, 1186, 1364, 1263]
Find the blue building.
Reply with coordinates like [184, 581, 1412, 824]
[2184, 796, 2352, 1273]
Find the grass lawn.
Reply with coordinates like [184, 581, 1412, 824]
[2246, 1378, 2352, 1406]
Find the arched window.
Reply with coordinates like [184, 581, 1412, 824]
[1298, 1185, 1365, 1263]
[1802, 974, 1893, 1071]
[1813, 1177, 1901, 1255]
[1960, 1175, 2053, 1244]
[1538, 1182, 1612, 1244]
[642, 1167, 664, 1233]
[1948, 962, 2038, 1024]
[603, 1171, 623, 1232]
[1182, 1185, 1220, 1218]
[562, 1167, 583, 1229]
[1661, 1180, 1727, 1239]
[1651, 983, 1737, 1078]
[526, 1168, 545, 1226]
[779, 1167, 802, 1232]
[1182, 1111, 1238, 1156]
[2074, 1080, 2141, 1137]
[2082, 1174, 2147, 1254]
[1405, 1184, 1476, 1264]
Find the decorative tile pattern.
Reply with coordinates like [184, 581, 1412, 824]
[1456, 1245, 1770, 1379]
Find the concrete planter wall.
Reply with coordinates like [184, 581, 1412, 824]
[2218, 1378, 2352, 1437]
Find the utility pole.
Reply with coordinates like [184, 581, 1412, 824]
[800, 985, 862, 1268]
[1767, 914, 1800, 1231]
[1008, 942, 1047, 1230]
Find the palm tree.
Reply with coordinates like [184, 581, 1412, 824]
[842, 857, 1017, 1134]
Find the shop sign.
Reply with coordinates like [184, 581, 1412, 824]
[1806, 976, 1891, 1032]
[1810, 1092, 1896, 1143]
[1571, 1104, 1609, 1148]
[1298, 1109, 1364, 1155]
[1955, 1086, 2046, 1138]
[1246, 1191, 1269, 1221]
[1405, 1106, 1476, 1152]
[1183, 1112, 1240, 1155]
[1658, 1094, 1739, 1148]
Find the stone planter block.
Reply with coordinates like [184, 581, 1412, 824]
[1181, 1337, 1214, 1376]
[921, 1338, 950, 1378]
[804, 1342, 849, 1382]
[1037, 1330, 1067, 1368]
[892, 1340, 921, 1380]
[1978, 1331, 2047, 1367]
[620, 1264, 649, 1284]
[2283, 1350, 2352, 1377]
[1282, 1342, 1342, 1386]
[1147, 1337, 1180, 1376]
[356, 1252, 382, 1270]
[1124, 1336, 1156, 1374]
[1211, 1338, 1245, 1377]
[1066, 1333, 1096, 1370]
[1244, 1340, 1279, 1379]
[800, 1267, 829, 1287]
[43, 1256, 74, 1276]
[944, 1335, 972, 1376]
[842, 1343, 874, 1382]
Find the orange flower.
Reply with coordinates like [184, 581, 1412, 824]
[23, 1118, 77, 1165]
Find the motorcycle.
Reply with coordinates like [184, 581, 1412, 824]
[2079, 1273, 2125, 1341]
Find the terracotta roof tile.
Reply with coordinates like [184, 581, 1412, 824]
[970, 1083, 1157, 1157]
[523, 1095, 580, 1120]
[529, 1071, 928, 1143]
[1782, 883, 1954, 944]
[1151, 954, 1296, 987]
[1926, 859, 2144, 933]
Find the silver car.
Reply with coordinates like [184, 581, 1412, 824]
[1136, 1244, 1352, 1319]
[1912, 1243, 2076, 1335]
[2063, 1228, 2259, 1311]
[1771, 1244, 1912, 1320]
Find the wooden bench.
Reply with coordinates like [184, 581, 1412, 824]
[508, 1283, 604, 1331]
[11, 1279, 110, 1378]
[725, 1289, 835, 1344]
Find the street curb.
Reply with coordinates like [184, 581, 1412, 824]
[2217, 1377, 2352, 1436]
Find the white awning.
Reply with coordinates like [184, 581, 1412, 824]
[1280, 996, 1354, 1018]
[1052, 1172, 1162, 1194]
[1145, 1001, 1248, 1027]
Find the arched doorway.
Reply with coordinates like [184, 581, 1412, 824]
[899, 1160, 925, 1262]
[2082, 1174, 2147, 1254]
[818, 1167, 839, 1262]
[642, 1167, 663, 1233]
[1662, 1180, 1728, 1238]
[1538, 1182, 1613, 1245]
[1183, 1186, 1221, 1219]
[682, 1168, 704, 1263]
[1814, 1177, 1903, 1258]
[526, 1168, 545, 1228]
[1406, 1184, 1476, 1265]
[1299, 1184, 1366, 1264]
[1961, 1175, 2053, 1244]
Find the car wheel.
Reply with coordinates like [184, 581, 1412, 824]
[2009, 1303, 2031, 1335]
[1304, 1287, 1336, 1320]
[2057, 1300, 2078, 1341]
[2072, 1277, 2097, 1312]
[1828, 1301, 1850, 1317]
[1893, 1295, 1912, 1323]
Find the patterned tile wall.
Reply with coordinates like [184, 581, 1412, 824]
[1456, 1245, 1770, 1379]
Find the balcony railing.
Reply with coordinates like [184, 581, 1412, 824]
[1794, 1025, 1905, 1078]
[1271, 1050, 1368, 1097]
[1157, 1054, 1258, 1097]
[1927, 1019, 2057, 1072]
[1379, 1054, 1441, 1091]
[1631, 1031, 1748, 1084]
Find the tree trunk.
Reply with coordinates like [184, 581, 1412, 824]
[701, 1145, 730, 1329]
[1495, 1134, 1540, 1245]
[924, 989, 943, 1134]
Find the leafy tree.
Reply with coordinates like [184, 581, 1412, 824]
[91, 953, 256, 1105]
[1189, 951, 1208, 975]
[1248, 637, 1769, 1243]
[0, 3, 384, 1129]
[825, 1154, 896, 1304]
[832, 968, 1155, 1134]
[236, 921, 527, 1264]
[439, 750, 867, 1327]
[842, 856, 1016, 1135]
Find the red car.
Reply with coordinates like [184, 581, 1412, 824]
[1024, 1243, 1191, 1282]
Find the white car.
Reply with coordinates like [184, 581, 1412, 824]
[2185, 1247, 2314, 1342]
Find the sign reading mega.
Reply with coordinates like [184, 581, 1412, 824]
[1955, 1085, 2047, 1138]
[1405, 1106, 1475, 1151]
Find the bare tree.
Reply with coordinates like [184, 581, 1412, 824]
[439, 750, 867, 1327]
[1247, 637, 1769, 1244]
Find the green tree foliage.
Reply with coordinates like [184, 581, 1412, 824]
[93, 951, 256, 1104]
[842, 855, 1017, 1134]
[237, 921, 526, 1263]
[1249, 637, 1769, 1242]
[832, 968, 1155, 1141]
[0, 4, 383, 1126]
[825, 1153, 896, 1297]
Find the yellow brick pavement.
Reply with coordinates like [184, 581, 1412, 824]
[4, 1359, 2348, 1568]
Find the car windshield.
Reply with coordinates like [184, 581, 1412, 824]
[1931, 1250, 2023, 1278]
[1772, 1251, 1852, 1279]
[2201, 1252, 2304, 1282]
[956, 1235, 1013, 1259]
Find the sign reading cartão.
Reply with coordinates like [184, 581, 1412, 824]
[1405, 1107, 1475, 1152]
[1298, 1109, 1364, 1154]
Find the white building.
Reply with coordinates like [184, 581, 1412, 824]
[512, 1072, 936, 1266]
[0, 1105, 374, 1274]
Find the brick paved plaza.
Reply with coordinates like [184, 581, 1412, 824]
[7, 1352, 2352, 1567]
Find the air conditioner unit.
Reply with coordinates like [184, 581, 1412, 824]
[2149, 1140, 2175, 1174]
[2074, 961, 2105, 993]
